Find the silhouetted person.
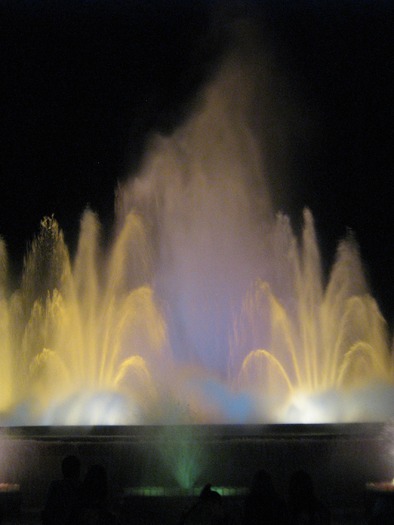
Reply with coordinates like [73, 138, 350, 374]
[42, 454, 81, 525]
[75, 464, 118, 525]
[179, 483, 227, 525]
[288, 470, 330, 525]
[243, 469, 288, 525]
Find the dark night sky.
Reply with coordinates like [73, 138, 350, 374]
[0, 1, 393, 322]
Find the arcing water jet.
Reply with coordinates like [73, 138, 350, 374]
[0, 54, 393, 425]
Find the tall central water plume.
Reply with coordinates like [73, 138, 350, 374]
[0, 51, 393, 425]
[120, 54, 273, 377]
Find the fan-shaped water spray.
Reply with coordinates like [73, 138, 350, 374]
[0, 55, 393, 425]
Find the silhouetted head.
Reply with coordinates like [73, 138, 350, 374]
[61, 455, 81, 481]
[289, 470, 314, 502]
[199, 483, 221, 501]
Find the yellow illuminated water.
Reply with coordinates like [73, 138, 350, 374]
[0, 54, 393, 425]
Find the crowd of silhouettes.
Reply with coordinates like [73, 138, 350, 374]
[39, 456, 394, 524]
[45, 457, 378, 524]
[177, 469, 332, 525]
[42, 455, 118, 525]
[243, 468, 331, 525]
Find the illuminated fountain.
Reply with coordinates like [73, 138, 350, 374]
[0, 54, 393, 426]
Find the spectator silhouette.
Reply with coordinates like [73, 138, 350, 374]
[288, 470, 330, 525]
[75, 464, 118, 525]
[42, 454, 81, 525]
[243, 469, 288, 525]
[179, 483, 227, 525]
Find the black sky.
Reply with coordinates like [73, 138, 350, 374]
[0, 1, 393, 322]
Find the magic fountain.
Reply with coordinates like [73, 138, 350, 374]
[0, 55, 393, 426]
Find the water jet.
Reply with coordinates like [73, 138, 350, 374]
[0, 54, 393, 427]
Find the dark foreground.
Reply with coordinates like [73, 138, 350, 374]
[0, 424, 390, 524]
